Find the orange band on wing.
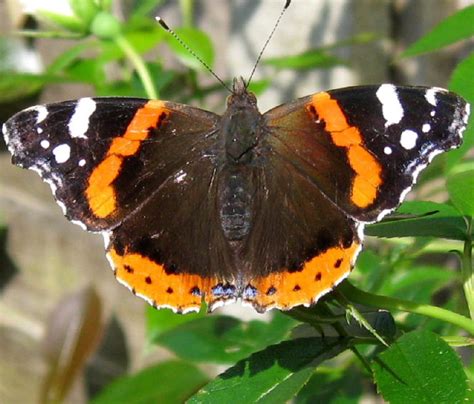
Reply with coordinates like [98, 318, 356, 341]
[109, 247, 220, 313]
[86, 100, 167, 218]
[250, 241, 360, 311]
[309, 92, 382, 208]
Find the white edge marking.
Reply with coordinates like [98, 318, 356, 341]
[3, 123, 16, 156]
[102, 231, 111, 248]
[105, 252, 115, 270]
[464, 103, 471, 125]
[71, 220, 88, 231]
[374, 147, 448, 223]
[55, 200, 68, 216]
[209, 297, 238, 312]
[68, 97, 96, 139]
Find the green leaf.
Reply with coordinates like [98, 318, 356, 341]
[146, 304, 205, 341]
[153, 312, 297, 364]
[99, 28, 164, 60]
[366, 201, 468, 240]
[37, 10, 87, 33]
[380, 265, 458, 302]
[264, 49, 345, 70]
[295, 367, 364, 404]
[373, 330, 468, 403]
[70, 0, 100, 25]
[0, 73, 43, 102]
[189, 337, 349, 403]
[247, 78, 271, 96]
[64, 59, 106, 85]
[402, 5, 474, 57]
[91, 360, 208, 404]
[131, 0, 165, 19]
[447, 52, 474, 169]
[46, 43, 92, 74]
[447, 169, 474, 216]
[165, 28, 214, 71]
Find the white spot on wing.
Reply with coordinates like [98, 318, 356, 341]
[422, 123, 431, 133]
[40, 139, 50, 149]
[383, 146, 392, 155]
[34, 105, 48, 123]
[425, 87, 446, 107]
[78, 159, 86, 167]
[374, 145, 448, 223]
[68, 97, 96, 139]
[400, 129, 418, 150]
[37, 127, 43, 134]
[53, 144, 71, 163]
[174, 170, 187, 183]
[376, 84, 404, 127]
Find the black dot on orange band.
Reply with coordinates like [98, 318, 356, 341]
[266, 286, 277, 296]
[307, 104, 317, 117]
[190, 286, 201, 296]
[166, 287, 173, 294]
[288, 262, 304, 273]
[315, 272, 322, 281]
[334, 258, 343, 268]
[293, 284, 301, 292]
[145, 276, 152, 284]
[166, 263, 178, 274]
[124, 264, 134, 274]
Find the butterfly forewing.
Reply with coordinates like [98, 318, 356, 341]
[264, 85, 468, 223]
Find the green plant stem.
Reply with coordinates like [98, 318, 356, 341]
[340, 282, 474, 336]
[115, 34, 157, 99]
[180, 0, 194, 27]
[462, 216, 474, 318]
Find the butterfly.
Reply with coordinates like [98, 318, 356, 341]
[2, 78, 469, 313]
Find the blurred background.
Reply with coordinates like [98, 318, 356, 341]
[0, 0, 472, 402]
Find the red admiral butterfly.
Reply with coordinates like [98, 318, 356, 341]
[2, 78, 469, 313]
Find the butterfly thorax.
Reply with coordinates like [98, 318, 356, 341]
[221, 77, 263, 164]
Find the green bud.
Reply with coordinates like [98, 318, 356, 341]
[90, 12, 121, 39]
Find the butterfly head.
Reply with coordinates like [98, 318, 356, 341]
[226, 77, 258, 110]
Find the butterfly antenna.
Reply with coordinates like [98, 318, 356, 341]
[156, 16, 233, 93]
[245, 0, 291, 88]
